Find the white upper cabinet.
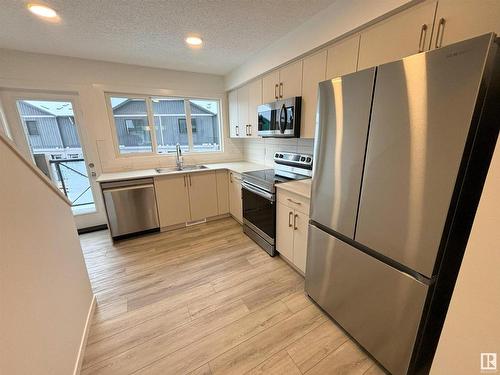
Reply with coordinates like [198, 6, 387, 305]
[279, 60, 303, 99]
[326, 35, 360, 79]
[431, 0, 500, 49]
[236, 84, 249, 137]
[301, 50, 327, 139]
[228, 90, 239, 137]
[247, 78, 262, 138]
[229, 78, 262, 138]
[262, 61, 303, 103]
[262, 70, 280, 103]
[357, 1, 437, 70]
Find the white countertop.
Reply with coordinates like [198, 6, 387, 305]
[96, 161, 267, 183]
[276, 178, 312, 199]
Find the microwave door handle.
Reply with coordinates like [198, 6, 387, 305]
[279, 104, 286, 133]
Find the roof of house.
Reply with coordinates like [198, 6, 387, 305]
[23, 101, 75, 117]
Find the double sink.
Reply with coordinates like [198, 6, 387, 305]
[155, 165, 208, 174]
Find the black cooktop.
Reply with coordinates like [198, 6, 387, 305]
[242, 168, 310, 193]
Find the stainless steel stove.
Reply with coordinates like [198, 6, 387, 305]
[241, 152, 312, 256]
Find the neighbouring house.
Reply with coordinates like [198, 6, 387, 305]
[17, 100, 82, 160]
[111, 98, 220, 153]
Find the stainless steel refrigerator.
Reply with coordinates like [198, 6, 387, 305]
[306, 33, 500, 375]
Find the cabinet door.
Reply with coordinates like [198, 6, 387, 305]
[188, 171, 218, 221]
[237, 84, 249, 136]
[276, 201, 294, 262]
[279, 60, 303, 99]
[228, 90, 239, 138]
[292, 210, 309, 273]
[155, 174, 190, 227]
[247, 78, 262, 137]
[357, 1, 437, 70]
[301, 50, 327, 139]
[262, 70, 280, 103]
[215, 170, 229, 215]
[431, 0, 500, 49]
[228, 172, 243, 223]
[326, 35, 360, 79]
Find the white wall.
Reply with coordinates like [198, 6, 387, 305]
[0, 135, 94, 375]
[0, 48, 244, 174]
[430, 139, 500, 374]
[225, 0, 413, 90]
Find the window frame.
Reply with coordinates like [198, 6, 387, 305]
[105, 93, 223, 157]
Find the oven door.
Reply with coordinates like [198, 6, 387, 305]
[242, 182, 276, 244]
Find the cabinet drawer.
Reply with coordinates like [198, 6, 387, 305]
[277, 189, 310, 215]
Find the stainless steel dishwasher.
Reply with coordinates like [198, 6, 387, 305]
[101, 178, 159, 239]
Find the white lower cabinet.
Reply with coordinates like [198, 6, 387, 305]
[215, 170, 230, 215]
[228, 171, 243, 223]
[155, 171, 219, 228]
[188, 172, 218, 221]
[155, 174, 191, 227]
[276, 190, 310, 273]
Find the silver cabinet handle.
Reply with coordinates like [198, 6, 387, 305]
[435, 18, 446, 49]
[288, 211, 293, 227]
[287, 198, 302, 205]
[274, 84, 278, 100]
[293, 213, 298, 230]
[229, 172, 233, 183]
[418, 24, 428, 52]
[235, 125, 239, 136]
[279, 82, 283, 98]
[248, 124, 252, 136]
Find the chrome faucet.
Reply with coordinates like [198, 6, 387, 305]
[175, 143, 183, 170]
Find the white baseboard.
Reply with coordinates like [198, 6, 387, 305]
[73, 295, 96, 375]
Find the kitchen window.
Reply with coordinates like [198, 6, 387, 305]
[107, 95, 222, 155]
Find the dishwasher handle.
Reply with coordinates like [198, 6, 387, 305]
[103, 184, 154, 193]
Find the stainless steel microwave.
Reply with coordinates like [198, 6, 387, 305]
[257, 96, 301, 137]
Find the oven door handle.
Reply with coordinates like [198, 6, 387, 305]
[242, 181, 275, 201]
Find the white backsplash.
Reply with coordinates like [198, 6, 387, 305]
[242, 138, 314, 166]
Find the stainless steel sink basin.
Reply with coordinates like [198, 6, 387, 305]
[155, 165, 208, 174]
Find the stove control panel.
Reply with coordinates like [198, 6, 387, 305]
[274, 152, 313, 169]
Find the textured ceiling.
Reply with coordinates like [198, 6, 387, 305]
[0, 0, 337, 75]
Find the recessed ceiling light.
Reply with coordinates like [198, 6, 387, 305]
[27, 4, 58, 18]
[185, 36, 203, 47]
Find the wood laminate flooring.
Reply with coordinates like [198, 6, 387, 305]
[80, 217, 385, 375]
